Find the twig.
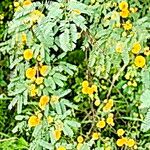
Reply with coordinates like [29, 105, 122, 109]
[0, 137, 17, 142]
[107, 64, 127, 99]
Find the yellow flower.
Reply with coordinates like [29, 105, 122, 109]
[96, 120, 106, 129]
[26, 67, 36, 79]
[57, 146, 66, 150]
[82, 87, 88, 94]
[91, 84, 98, 92]
[23, 0, 32, 6]
[117, 129, 125, 136]
[116, 138, 125, 147]
[77, 136, 84, 143]
[54, 130, 61, 141]
[47, 116, 53, 124]
[35, 77, 44, 85]
[106, 117, 114, 126]
[116, 42, 123, 53]
[144, 47, 150, 56]
[28, 115, 40, 127]
[39, 95, 49, 110]
[120, 9, 129, 18]
[127, 139, 135, 147]
[72, 9, 81, 15]
[94, 99, 100, 106]
[40, 65, 49, 76]
[82, 80, 89, 87]
[92, 132, 100, 140]
[134, 55, 146, 68]
[50, 95, 59, 104]
[132, 42, 141, 54]
[14, 2, 20, 7]
[30, 10, 44, 23]
[77, 143, 83, 150]
[87, 87, 94, 95]
[119, 1, 128, 10]
[37, 55, 42, 61]
[23, 49, 33, 60]
[30, 88, 38, 97]
[21, 33, 27, 43]
[122, 21, 132, 30]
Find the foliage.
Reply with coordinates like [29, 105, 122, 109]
[0, 0, 150, 150]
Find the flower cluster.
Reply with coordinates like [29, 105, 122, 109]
[81, 80, 97, 95]
[116, 129, 135, 148]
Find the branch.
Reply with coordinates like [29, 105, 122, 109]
[107, 64, 127, 99]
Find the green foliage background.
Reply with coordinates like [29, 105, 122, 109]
[0, 0, 150, 150]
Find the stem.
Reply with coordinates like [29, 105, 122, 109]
[107, 64, 127, 99]
[0, 137, 17, 142]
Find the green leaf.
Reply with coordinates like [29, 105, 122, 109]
[53, 73, 67, 81]
[38, 140, 53, 150]
[141, 111, 150, 132]
[65, 120, 81, 128]
[58, 89, 71, 98]
[55, 102, 62, 115]
[63, 123, 74, 137]
[59, 28, 71, 52]
[140, 90, 150, 108]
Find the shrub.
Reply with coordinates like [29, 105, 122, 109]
[0, 0, 150, 150]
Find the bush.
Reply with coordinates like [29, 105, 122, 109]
[0, 0, 150, 150]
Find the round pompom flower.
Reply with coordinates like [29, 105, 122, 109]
[134, 55, 146, 68]
[28, 115, 40, 127]
[23, 49, 33, 60]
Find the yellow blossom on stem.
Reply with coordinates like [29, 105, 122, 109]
[30, 10, 44, 23]
[47, 116, 53, 124]
[77, 143, 83, 150]
[54, 130, 61, 141]
[35, 77, 44, 85]
[144, 47, 150, 56]
[120, 9, 129, 18]
[23, 0, 32, 6]
[116, 138, 124, 147]
[119, 1, 128, 10]
[87, 87, 94, 95]
[91, 84, 98, 92]
[117, 129, 125, 136]
[96, 120, 106, 129]
[92, 132, 100, 140]
[82, 80, 89, 87]
[116, 42, 123, 53]
[77, 136, 84, 143]
[14, 2, 20, 7]
[21, 32, 27, 43]
[127, 139, 135, 147]
[26, 67, 36, 79]
[106, 117, 114, 126]
[39, 95, 49, 110]
[94, 99, 100, 106]
[23, 49, 33, 60]
[122, 21, 132, 30]
[40, 65, 49, 76]
[132, 42, 141, 54]
[134, 55, 146, 68]
[50, 95, 59, 104]
[28, 115, 40, 127]
[57, 146, 66, 150]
